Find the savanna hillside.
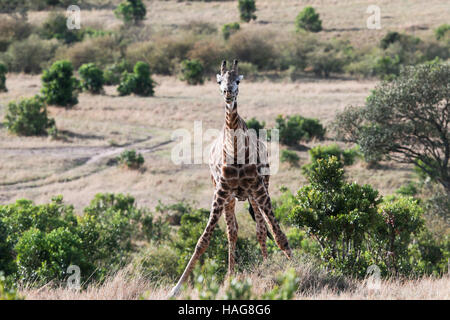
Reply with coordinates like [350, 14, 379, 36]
[0, 0, 449, 300]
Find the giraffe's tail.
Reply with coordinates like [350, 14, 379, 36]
[248, 202, 273, 240]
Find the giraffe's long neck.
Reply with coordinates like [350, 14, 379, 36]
[223, 101, 247, 165]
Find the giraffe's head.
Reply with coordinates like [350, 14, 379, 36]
[216, 60, 243, 106]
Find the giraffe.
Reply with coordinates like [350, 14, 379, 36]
[168, 60, 291, 298]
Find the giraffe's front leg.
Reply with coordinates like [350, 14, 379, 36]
[224, 197, 238, 275]
[252, 183, 292, 259]
[168, 187, 228, 298]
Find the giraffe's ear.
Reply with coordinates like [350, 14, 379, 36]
[216, 74, 222, 84]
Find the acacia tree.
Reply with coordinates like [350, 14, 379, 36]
[334, 63, 449, 192]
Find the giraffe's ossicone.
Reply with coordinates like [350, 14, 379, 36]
[168, 60, 291, 298]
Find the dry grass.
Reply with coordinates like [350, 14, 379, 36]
[19, 260, 450, 300]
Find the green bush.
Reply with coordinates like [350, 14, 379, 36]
[114, 0, 147, 25]
[281, 150, 300, 167]
[222, 22, 240, 40]
[289, 157, 382, 277]
[0, 63, 7, 92]
[238, 0, 257, 23]
[118, 61, 155, 96]
[306, 40, 350, 77]
[78, 63, 104, 94]
[4, 96, 55, 136]
[1, 35, 58, 74]
[117, 149, 144, 169]
[295, 6, 322, 33]
[41, 60, 79, 107]
[272, 187, 297, 225]
[0, 273, 23, 300]
[103, 60, 133, 85]
[180, 59, 204, 85]
[434, 24, 450, 41]
[15, 227, 90, 284]
[40, 12, 83, 44]
[302, 144, 360, 175]
[275, 115, 325, 146]
[245, 117, 265, 137]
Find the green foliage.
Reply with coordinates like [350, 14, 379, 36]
[380, 31, 402, 50]
[114, 0, 147, 25]
[0, 273, 22, 300]
[1, 35, 58, 74]
[290, 157, 382, 276]
[334, 63, 450, 192]
[246, 117, 265, 138]
[0, 62, 7, 92]
[180, 59, 204, 85]
[222, 22, 240, 40]
[275, 115, 325, 146]
[118, 61, 155, 96]
[117, 149, 144, 169]
[262, 268, 299, 300]
[395, 182, 419, 197]
[295, 6, 322, 33]
[238, 0, 257, 23]
[272, 187, 297, 225]
[281, 150, 300, 167]
[302, 144, 360, 175]
[40, 12, 82, 44]
[434, 24, 450, 41]
[41, 60, 79, 107]
[4, 96, 55, 136]
[103, 60, 132, 85]
[78, 63, 104, 94]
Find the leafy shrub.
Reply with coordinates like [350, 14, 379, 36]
[114, 0, 147, 25]
[238, 61, 258, 78]
[272, 187, 297, 225]
[4, 96, 55, 136]
[380, 31, 402, 49]
[395, 182, 419, 197]
[15, 227, 90, 284]
[187, 39, 226, 75]
[306, 40, 351, 77]
[281, 150, 300, 167]
[0, 273, 22, 300]
[0, 63, 7, 92]
[373, 55, 400, 80]
[289, 157, 382, 276]
[78, 63, 104, 94]
[302, 144, 360, 175]
[1, 35, 58, 74]
[41, 60, 79, 107]
[275, 115, 325, 146]
[228, 31, 277, 70]
[40, 12, 83, 44]
[54, 35, 119, 69]
[118, 61, 155, 96]
[180, 59, 204, 85]
[238, 0, 257, 23]
[0, 17, 31, 51]
[434, 24, 450, 41]
[132, 245, 179, 282]
[295, 6, 322, 32]
[222, 22, 240, 40]
[103, 60, 133, 85]
[117, 149, 144, 169]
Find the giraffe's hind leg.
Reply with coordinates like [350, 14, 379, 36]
[252, 183, 292, 259]
[249, 198, 268, 259]
[224, 197, 238, 275]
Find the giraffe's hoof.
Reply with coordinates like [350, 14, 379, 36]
[167, 285, 181, 299]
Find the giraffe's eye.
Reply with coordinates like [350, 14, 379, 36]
[236, 80, 240, 85]
[217, 81, 221, 84]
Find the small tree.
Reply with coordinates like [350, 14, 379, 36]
[295, 6, 322, 33]
[78, 63, 104, 94]
[275, 115, 325, 146]
[0, 63, 7, 92]
[334, 63, 450, 193]
[434, 24, 450, 41]
[118, 61, 155, 96]
[180, 59, 204, 85]
[40, 12, 82, 44]
[4, 96, 55, 136]
[238, 0, 257, 23]
[41, 60, 79, 107]
[117, 149, 144, 169]
[114, 0, 147, 25]
[222, 22, 240, 40]
[281, 150, 300, 167]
